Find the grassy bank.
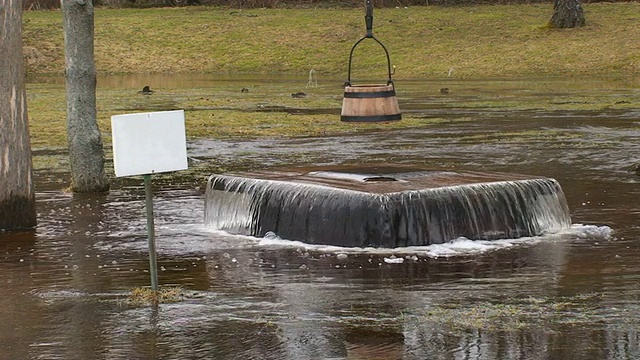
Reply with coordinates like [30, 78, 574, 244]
[23, 3, 640, 78]
[23, 3, 640, 171]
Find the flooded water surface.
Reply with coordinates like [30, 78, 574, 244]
[2, 75, 640, 359]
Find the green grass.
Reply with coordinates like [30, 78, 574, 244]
[21, 4, 640, 155]
[23, 3, 640, 78]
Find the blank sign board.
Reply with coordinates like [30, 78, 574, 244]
[111, 110, 188, 177]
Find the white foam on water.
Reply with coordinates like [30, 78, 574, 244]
[256, 223, 615, 259]
[96, 222, 614, 259]
[569, 223, 615, 240]
[383, 256, 405, 264]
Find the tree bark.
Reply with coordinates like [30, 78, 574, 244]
[549, 0, 585, 29]
[0, 0, 37, 230]
[62, 0, 109, 192]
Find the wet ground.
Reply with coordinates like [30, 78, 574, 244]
[1, 75, 640, 359]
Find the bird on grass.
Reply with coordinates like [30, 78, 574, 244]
[137, 85, 154, 95]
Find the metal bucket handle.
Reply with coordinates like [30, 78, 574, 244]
[345, 0, 394, 87]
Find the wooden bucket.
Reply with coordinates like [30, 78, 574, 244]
[342, 1, 401, 123]
[341, 84, 401, 122]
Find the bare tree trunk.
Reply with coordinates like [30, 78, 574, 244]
[62, 0, 110, 192]
[0, 0, 37, 230]
[549, 0, 585, 29]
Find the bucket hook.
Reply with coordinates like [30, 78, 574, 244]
[345, 0, 395, 87]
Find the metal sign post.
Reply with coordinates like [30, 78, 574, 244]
[144, 174, 159, 291]
[111, 110, 188, 292]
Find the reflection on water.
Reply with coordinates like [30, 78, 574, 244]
[2, 75, 640, 359]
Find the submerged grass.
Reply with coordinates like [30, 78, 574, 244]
[458, 129, 584, 143]
[25, 80, 638, 155]
[27, 80, 456, 149]
[126, 286, 187, 306]
[26, 76, 636, 152]
[422, 293, 604, 332]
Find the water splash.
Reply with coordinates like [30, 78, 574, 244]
[255, 223, 612, 259]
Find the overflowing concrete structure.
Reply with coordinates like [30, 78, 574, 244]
[204, 166, 571, 248]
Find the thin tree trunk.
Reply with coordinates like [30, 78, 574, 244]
[549, 0, 585, 29]
[62, 0, 110, 192]
[0, 0, 37, 230]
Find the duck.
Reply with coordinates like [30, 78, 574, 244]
[439, 88, 450, 95]
[241, 87, 249, 93]
[137, 85, 154, 95]
[291, 92, 306, 98]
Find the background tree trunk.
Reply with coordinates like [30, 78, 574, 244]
[62, 0, 110, 192]
[549, 0, 585, 28]
[0, 0, 37, 230]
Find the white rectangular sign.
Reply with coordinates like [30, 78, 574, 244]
[111, 110, 188, 177]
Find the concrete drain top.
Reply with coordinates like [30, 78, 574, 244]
[204, 165, 571, 247]
[228, 165, 542, 194]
